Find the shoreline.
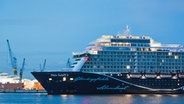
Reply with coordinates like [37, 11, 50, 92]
[0, 90, 47, 93]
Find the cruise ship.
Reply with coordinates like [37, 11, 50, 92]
[32, 27, 184, 94]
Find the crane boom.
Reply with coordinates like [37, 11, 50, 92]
[19, 58, 25, 83]
[66, 58, 71, 68]
[41, 59, 46, 72]
[7, 40, 17, 75]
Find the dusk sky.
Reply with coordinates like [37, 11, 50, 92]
[0, 0, 184, 79]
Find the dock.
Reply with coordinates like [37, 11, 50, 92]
[0, 90, 47, 93]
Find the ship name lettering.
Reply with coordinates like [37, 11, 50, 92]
[50, 74, 57, 77]
[58, 73, 69, 77]
[50, 73, 69, 77]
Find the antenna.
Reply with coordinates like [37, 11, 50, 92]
[123, 25, 131, 36]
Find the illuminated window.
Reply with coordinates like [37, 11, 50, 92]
[168, 52, 172, 56]
[70, 78, 74, 81]
[162, 59, 165, 63]
[63, 77, 66, 81]
[175, 56, 179, 59]
[126, 65, 130, 69]
[49, 78, 52, 81]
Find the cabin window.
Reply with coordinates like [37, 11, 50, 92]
[49, 78, 52, 81]
[63, 77, 66, 81]
[70, 78, 74, 81]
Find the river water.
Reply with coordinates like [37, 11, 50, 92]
[0, 93, 184, 104]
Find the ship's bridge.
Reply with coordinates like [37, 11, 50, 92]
[89, 35, 152, 47]
[86, 34, 154, 54]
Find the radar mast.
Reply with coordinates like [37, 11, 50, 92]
[123, 25, 131, 36]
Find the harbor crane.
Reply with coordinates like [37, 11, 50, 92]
[19, 58, 25, 83]
[40, 59, 46, 72]
[66, 58, 71, 68]
[7, 40, 18, 75]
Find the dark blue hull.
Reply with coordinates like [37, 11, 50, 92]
[32, 72, 184, 94]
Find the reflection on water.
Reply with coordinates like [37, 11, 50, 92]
[57, 94, 184, 104]
[0, 93, 184, 104]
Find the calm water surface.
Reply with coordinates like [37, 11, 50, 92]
[0, 93, 184, 104]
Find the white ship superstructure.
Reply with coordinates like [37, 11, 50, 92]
[72, 27, 184, 74]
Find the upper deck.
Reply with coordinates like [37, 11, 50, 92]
[85, 27, 184, 53]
